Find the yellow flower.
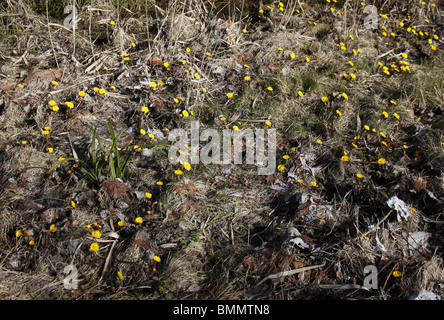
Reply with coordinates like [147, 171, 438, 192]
[202, 87, 207, 93]
[182, 110, 189, 117]
[90, 243, 99, 251]
[298, 91, 304, 97]
[321, 96, 328, 102]
[341, 92, 348, 100]
[349, 35, 354, 40]
[92, 230, 101, 239]
[153, 256, 161, 262]
[117, 271, 124, 280]
[22, 140, 27, 145]
[194, 73, 200, 79]
[183, 162, 191, 171]
[156, 181, 164, 186]
[16, 230, 22, 237]
[394, 113, 400, 119]
[29, 240, 35, 245]
[402, 53, 408, 59]
[118, 220, 125, 227]
[48, 147, 53, 153]
[289, 52, 296, 59]
[150, 81, 157, 88]
[71, 201, 76, 208]
[58, 157, 65, 162]
[351, 143, 358, 148]
[364, 125, 370, 131]
[244, 76, 250, 81]
[378, 158, 386, 165]
[317, 140, 323, 145]
[110, 20, 115, 25]
[141, 106, 149, 113]
[267, 86, 273, 91]
[305, 57, 310, 62]
[148, 134, 155, 139]
[283, 155, 290, 160]
[227, 93, 234, 98]
[393, 270, 402, 277]
[403, 145, 408, 149]
[49, 100, 57, 106]
[233, 125, 239, 131]
[65, 101, 74, 109]
[134, 145, 142, 152]
[379, 132, 386, 138]
[78, 91, 86, 97]
[140, 129, 146, 135]
[163, 62, 169, 68]
[265, 121, 272, 126]
[356, 173, 364, 179]
[51, 80, 59, 86]
[50, 224, 57, 231]
[145, 192, 153, 199]
[310, 181, 319, 187]
[383, 111, 389, 118]
[135, 217, 143, 224]
[336, 110, 342, 117]
[341, 155, 349, 162]
[52, 106, 59, 112]
[186, 47, 191, 52]
[277, 164, 285, 171]
[175, 170, 183, 175]
[348, 61, 354, 67]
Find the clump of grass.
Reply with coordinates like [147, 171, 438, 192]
[48, 118, 168, 187]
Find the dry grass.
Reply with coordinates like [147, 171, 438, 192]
[0, 0, 443, 300]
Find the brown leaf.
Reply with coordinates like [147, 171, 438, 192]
[101, 179, 130, 199]
[412, 178, 427, 192]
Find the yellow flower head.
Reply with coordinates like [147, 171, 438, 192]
[341, 155, 349, 162]
[265, 120, 272, 126]
[356, 173, 364, 179]
[277, 164, 285, 171]
[141, 106, 149, 114]
[393, 270, 402, 277]
[90, 243, 99, 251]
[117, 271, 124, 280]
[182, 110, 190, 117]
[175, 170, 183, 175]
[78, 91, 86, 97]
[153, 256, 161, 263]
[135, 217, 143, 224]
[378, 158, 386, 165]
[227, 93, 234, 99]
[91, 230, 101, 239]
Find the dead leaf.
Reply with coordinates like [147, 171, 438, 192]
[412, 178, 427, 192]
[101, 179, 130, 199]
